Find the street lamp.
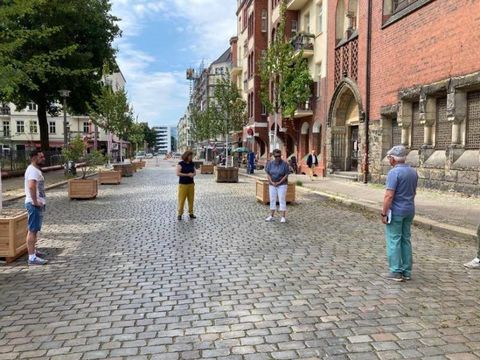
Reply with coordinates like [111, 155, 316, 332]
[59, 90, 71, 149]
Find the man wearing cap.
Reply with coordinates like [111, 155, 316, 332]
[381, 145, 418, 282]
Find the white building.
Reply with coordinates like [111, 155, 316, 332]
[0, 70, 126, 155]
[153, 126, 174, 154]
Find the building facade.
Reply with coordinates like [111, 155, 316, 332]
[153, 126, 174, 154]
[234, 0, 270, 160]
[0, 71, 127, 156]
[177, 113, 190, 153]
[326, 0, 480, 193]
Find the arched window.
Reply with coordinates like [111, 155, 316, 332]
[335, 0, 345, 43]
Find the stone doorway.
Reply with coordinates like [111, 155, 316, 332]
[328, 79, 363, 172]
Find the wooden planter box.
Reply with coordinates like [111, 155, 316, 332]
[256, 180, 296, 204]
[113, 164, 134, 177]
[99, 171, 121, 185]
[214, 166, 239, 183]
[200, 164, 214, 174]
[68, 179, 98, 200]
[0, 209, 28, 263]
[132, 162, 140, 172]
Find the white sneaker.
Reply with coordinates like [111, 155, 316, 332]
[265, 216, 274, 222]
[280, 217, 286, 223]
[464, 258, 480, 269]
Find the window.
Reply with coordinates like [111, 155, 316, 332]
[16, 120, 25, 134]
[316, 63, 322, 99]
[261, 9, 268, 33]
[242, 8, 247, 30]
[392, 119, 402, 146]
[291, 20, 298, 34]
[0, 103, 10, 115]
[410, 102, 423, 149]
[383, 0, 434, 26]
[27, 102, 37, 111]
[2, 121, 10, 137]
[248, 13, 254, 38]
[466, 91, 480, 149]
[83, 121, 89, 134]
[434, 97, 450, 149]
[317, 4, 323, 34]
[304, 13, 311, 33]
[49, 121, 56, 134]
[261, 103, 267, 115]
[243, 40, 248, 58]
[29, 121, 38, 134]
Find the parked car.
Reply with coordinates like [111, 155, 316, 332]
[135, 151, 145, 160]
[145, 153, 154, 159]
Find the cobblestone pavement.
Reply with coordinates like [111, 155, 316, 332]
[1, 161, 480, 360]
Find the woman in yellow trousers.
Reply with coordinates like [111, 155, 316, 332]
[176, 150, 196, 220]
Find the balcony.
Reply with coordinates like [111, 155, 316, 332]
[291, 33, 315, 58]
[287, 0, 310, 10]
[231, 59, 243, 78]
[293, 100, 313, 118]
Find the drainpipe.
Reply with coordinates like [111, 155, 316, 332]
[363, 0, 373, 184]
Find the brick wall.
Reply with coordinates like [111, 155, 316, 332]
[370, 0, 480, 120]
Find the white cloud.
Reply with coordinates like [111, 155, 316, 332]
[111, 0, 237, 126]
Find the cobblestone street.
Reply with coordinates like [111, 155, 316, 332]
[1, 161, 480, 360]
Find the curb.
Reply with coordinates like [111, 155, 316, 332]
[239, 172, 477, 241]
[3, 173, 99, 204]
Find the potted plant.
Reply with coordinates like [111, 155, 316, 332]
[255, 179, 296, 205]
[63, 136, 106, 199]
[0, 208, 28, 263]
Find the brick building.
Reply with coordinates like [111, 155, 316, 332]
[327, 0, 480, 193]
[233, 0, 270, 159]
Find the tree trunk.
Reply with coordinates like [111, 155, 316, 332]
[37, 102, 49, 151]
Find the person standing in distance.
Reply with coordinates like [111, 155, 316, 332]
[381, 145, 418, 282]
[265, 149, 290, 223]
[24, 150, 48, 265]
[177, 150, 196, 220]
[306, 149, 318, 181]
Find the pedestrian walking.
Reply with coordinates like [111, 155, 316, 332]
[289, 155, 298, 174]
[247, 151, 255, 174]
[306, 150, 318, 180]
[265, 149, 290, 223]
[177, 150, 196, 220]
[24, 150, 48, 265]
[463, 224, 480, 269]
[381, 145, 418, 282]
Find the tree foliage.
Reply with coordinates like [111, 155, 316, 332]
[259, 1, 312, 120]
[0, 0, 120, 150]
[127, 122, 145, 151]
[62, 135, 106, 179]
[189, 105, 216, 144]
[210, 75, 247, 139]
[89, 86, 133, 141]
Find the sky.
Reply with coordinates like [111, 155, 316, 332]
[110, 0, 238, 128]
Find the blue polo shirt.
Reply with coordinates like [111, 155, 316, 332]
[386, 163, 418, 216]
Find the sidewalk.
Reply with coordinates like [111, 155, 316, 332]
[240, 168, 479, 240]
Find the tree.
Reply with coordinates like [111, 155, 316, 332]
[89, 86, 133, 161]
[259, 1, 313, 150]
[189, 105, 213, 145]
[142, 124, 157, 150]
[128, 122, 145, 153]
[211, 75, 247, 167]
[0, 0, 120, 150]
